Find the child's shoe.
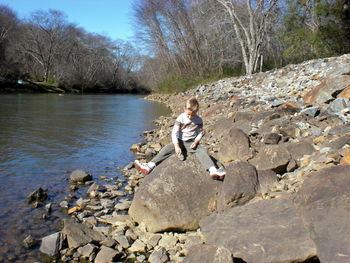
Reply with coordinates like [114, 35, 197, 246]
[209, 167, 226, 181]
[134, 160, 153, 175]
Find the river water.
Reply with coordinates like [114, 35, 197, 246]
[0, 94, 170, 262]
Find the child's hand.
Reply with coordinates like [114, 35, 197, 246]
[191, 141, 199, 149]
[175, 144, 182, 155]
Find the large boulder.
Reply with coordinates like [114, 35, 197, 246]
[303, 74, 350, 105]
[329, 122, 350, 136]
[209, 118, 235, 138]
[217, 161, 259, 211]
[249, 144, 291, 174]
[325, 135, 350, 150]
[285, 141, 316, 161]
[233, 111, 273, 123]
[200, 197, 317, 263]
[338, 85, 350, 99]
[257, 169, 278, 196]
[129, 155, 221, 232]
[184, 244, 233, 263]
[216, 128, 252, 163]
[294, 165, 350, 263]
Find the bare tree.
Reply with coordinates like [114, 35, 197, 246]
[0, 5, 18, 45]
[214, 0, 279, 75]
[20, 9, 71, 82]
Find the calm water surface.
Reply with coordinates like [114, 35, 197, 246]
[0, 94, 169, 262]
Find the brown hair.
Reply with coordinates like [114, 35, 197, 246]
[186, 98, 199, 111]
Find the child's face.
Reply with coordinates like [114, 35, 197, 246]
[184, 108, 197, 120]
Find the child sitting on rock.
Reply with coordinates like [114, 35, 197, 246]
[134, 97, 226, 180]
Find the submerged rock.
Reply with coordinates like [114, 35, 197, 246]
[27, 187, 48, 204]
[22, 235, 37, 249]
[69, 170, 92, 183]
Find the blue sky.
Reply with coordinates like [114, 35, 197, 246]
[0, 0, 135, 41]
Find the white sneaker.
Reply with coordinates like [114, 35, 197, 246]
[209, 167, 226, 180]
[134, 160, 153, 175]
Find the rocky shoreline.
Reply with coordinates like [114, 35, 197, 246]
[37, 54, 350, 263]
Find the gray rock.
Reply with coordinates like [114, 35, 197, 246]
[262, 133, 281, 144]
[22, 235, 37, 249]
[149, 247, 169, 263]
[138, 232, 162, 249]
[158, 235, 178, 250]
[129, 155, 221, 232]
[39, 232, 63, 257]
[69, 170, 92, 183]
[100, 237, 116, 247]
[249, 145, 291, 174]
[326, 135, 350, 150]
[257, 169, 278, 195]
[62, 219, 106, 248]
[216, 128, 252, 163]
[294, 165, 350, 263]
[200, 197, 317, 263]
[209, 118, 235, 138]
[87, 182, 104, 195]
[234, 111, 272, 123]
[300, 106, 320, 117]
[100, 198, 114, 209]
[184, 244, 233, 263]
[310, 125, 322, 136]
[113, 234, 130, 248]
[76, 197, 90, 208]
[114, 201, 131, 211]
[94, 246, 119, 263]
[59, 200, 68, 208]
[327, 98, 350, 114]
[303, 75, 350, 105]
[217, 161, 259, 211]
[27, 187, 48, 204]
[329, 122, 350, 135]
[183, 236, 203, 251]
[286, 141, 316, 161]
[271, 99, 284, 107]
[77, 243, 97, 258]
[128, 239, 146, 252]
[44, 203, 52, 213]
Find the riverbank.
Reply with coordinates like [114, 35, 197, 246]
[0, 78, 150, 94]
[40, 53, 350, 262]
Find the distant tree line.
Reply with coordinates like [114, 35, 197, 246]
[132, 0, 350, 92]
[1, 1, 349, 93]
[0, 6, 148, 93]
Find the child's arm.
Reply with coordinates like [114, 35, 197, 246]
[172, 117, 182, 155]
[191, 122, 205, 148]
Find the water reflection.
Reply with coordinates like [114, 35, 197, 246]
[0, 94, 169, 262]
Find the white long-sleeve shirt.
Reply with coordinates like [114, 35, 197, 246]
[171, 112, 204, 144]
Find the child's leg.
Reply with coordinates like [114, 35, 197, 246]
[150, 143, 176, 164]
[185, 143, 215, 171]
